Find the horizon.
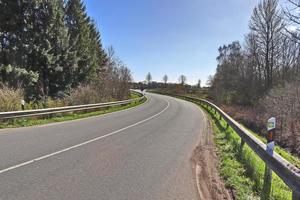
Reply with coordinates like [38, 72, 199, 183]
[83, 0, 262, 85]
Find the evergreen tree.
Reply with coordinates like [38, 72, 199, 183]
[0, 0, 128, 102]
[0, 0, 27, 82]
[48, 0, 76, 98]
[65, 0, 92, 86]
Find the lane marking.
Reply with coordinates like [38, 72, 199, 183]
[0, 98, 170, 175]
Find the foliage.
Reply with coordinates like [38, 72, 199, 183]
[202, 103, 292, 200]
[208, 0, 300, 156]
[210, 0, 300, 106]
[0, 0, 131, 103]
[262, 81, 300, 154]
[0, 85, 24, 112]
[0, 97, 146, 129]
[178, 75, 187, 85]
[146, 72, 152, 83]
[67, 84, 104, 105]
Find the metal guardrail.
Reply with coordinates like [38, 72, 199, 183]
[156, 92, 300, 199]
[0, 91, 145, 120]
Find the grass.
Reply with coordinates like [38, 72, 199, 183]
[155, 92, 295, 200]
[199, 103, 292, 200]
[0, 96, 146, 129]
[130, 91, 142, 99]
[242, 126, 300, 169]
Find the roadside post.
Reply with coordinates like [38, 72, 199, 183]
[262, 117, 276, 200]
[21, 99, 25, 110]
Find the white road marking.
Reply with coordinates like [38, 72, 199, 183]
[0, 98, 170, 175]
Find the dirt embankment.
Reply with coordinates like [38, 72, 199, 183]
[192, 112, 233, 200]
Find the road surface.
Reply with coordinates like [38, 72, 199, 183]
[0, 93, 206, 200]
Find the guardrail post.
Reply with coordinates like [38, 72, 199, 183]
[261, 164, 272, 200]
[261, 117, 276, 200]
[239, 138, 245, 152]
[238, 139, 245, 159]
[240, 139, 245, 149]
[293, 191, 300, 200]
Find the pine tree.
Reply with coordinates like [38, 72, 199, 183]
[47, 0, 76, 98]
[0, 0, 27, 82]
[65, 0, 92, 86]
[87, 20, 107, 82]
[23, 0, 74, 99]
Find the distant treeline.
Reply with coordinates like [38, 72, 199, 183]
[209, 0, 300, 105]
[209, 0, 300, 155]
[0, 0, 132, 103]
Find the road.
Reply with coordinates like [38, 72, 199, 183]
[0, 93, 206, 200]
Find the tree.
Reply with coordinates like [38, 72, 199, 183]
[0, 0, 39, 89]
[249, 0, 284, 91]
[23, 0, 79, 99]
[211, 42, 247, 104]
[65, 0, 93, 86]
[146, 72, 152, 84]
[162, 74, 168, 86]
[0, 0, 131, 103]
[197, 79, 201, 88]
[178, 75, 187, 85]
[283, 0, 300, 41]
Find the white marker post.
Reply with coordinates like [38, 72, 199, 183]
[262, 117, 276, 199]
[21, 99, 25, 110]
[267, 117, 276, 155]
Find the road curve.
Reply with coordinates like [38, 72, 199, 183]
[0, 93, 206, 200]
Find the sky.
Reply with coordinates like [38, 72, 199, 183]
[83, 0, 262, 85]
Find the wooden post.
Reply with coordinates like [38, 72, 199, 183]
[261, 164, 272, 200]
[238, 139, 245, 160]
[240, 139, 245, 152]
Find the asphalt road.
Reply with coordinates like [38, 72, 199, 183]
[0, 93, 205, 200]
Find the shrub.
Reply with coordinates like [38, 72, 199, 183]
[0, 85, 24, 112]
[67, 85, 104, 105]
[262, 81, 300, 154]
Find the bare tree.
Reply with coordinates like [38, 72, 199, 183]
[249, 0, 284, 91]
[178, 75, 187, 85]
[101, 46, 133, 100]
[162, 74, 168, 86]
[146, 72, 152, 84]
[283, 0, 300, 41]
[263, 81, 300, 152]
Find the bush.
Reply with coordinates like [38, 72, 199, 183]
[67, 85, 104, 105]
[0, 85, 24, 112]
[262, 81, 300, 154]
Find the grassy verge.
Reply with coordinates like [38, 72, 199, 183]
[130, 91, 143, 99]
[0, 96, 146, 129]
[200, 103, 292, 200]
[242, 126, 300, 169]
[152, 91, 296, 200]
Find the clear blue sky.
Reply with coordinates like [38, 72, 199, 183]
[84, 0, 261, 85]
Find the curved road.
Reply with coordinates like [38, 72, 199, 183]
[0, 93, 206, 200]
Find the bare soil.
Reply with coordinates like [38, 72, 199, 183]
[192, 112, 233, 200]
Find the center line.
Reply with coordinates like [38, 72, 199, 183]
[0, 98, 170, 175]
